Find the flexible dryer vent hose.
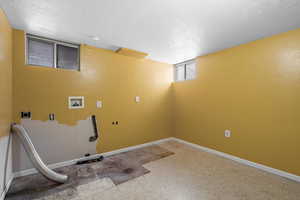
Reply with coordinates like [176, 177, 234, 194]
[11, 124, 68, 183]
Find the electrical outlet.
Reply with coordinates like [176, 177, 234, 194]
[225, 130, 231, 138]
[112, 121, 119, 125]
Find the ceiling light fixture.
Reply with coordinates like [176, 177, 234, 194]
[91, 36, 100, 41]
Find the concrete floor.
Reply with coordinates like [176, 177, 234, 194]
[7, 141, 300, 200]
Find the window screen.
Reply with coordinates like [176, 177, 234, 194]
[175, 64, 185, 82]
[174, 60, 197, 82]
[185, 62, 196, 80]
[57, 44, 79, 70]
[26, 34, 80, 71]
[27, 38, 54, 67]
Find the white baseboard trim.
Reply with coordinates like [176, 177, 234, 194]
[14, 137, 173, 178]
[172, 137, 300, 183]
[101, 137, 172, 157]
[0, 175, 14, 200]
[12, 136, 300, 187]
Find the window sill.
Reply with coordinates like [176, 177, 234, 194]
[25, 64, 80, 72]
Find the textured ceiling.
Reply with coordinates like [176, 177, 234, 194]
[1, 0, 300, 64]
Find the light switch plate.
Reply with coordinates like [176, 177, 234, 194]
[135, 96, 140, 103]
[225, 130, 231, 138]
[96, 101, 102, 108]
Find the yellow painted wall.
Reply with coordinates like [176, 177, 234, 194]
[0, 9, 12, 138]
[12, 30, 173, 153]
[11, 26, 300, 176]
[173, 28, 300, 176]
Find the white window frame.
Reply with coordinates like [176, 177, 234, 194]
[26, 34, 80, 70]
[174, 59, 197, 82]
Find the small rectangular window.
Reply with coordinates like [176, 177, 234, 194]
[26, 34, 80, 71]
[185, 62, 196, 80]
[174, 60, 197, 82]
[175, 64, 185, 82]
[27, 38, 54, 67]
[57, 44, 79, 70]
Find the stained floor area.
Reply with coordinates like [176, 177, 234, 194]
[6, 141, 300, 200]
[6, 145, 173, 200]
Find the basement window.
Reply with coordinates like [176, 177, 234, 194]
[174, 60, 196, 82]
[26, 34, 80, 71]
